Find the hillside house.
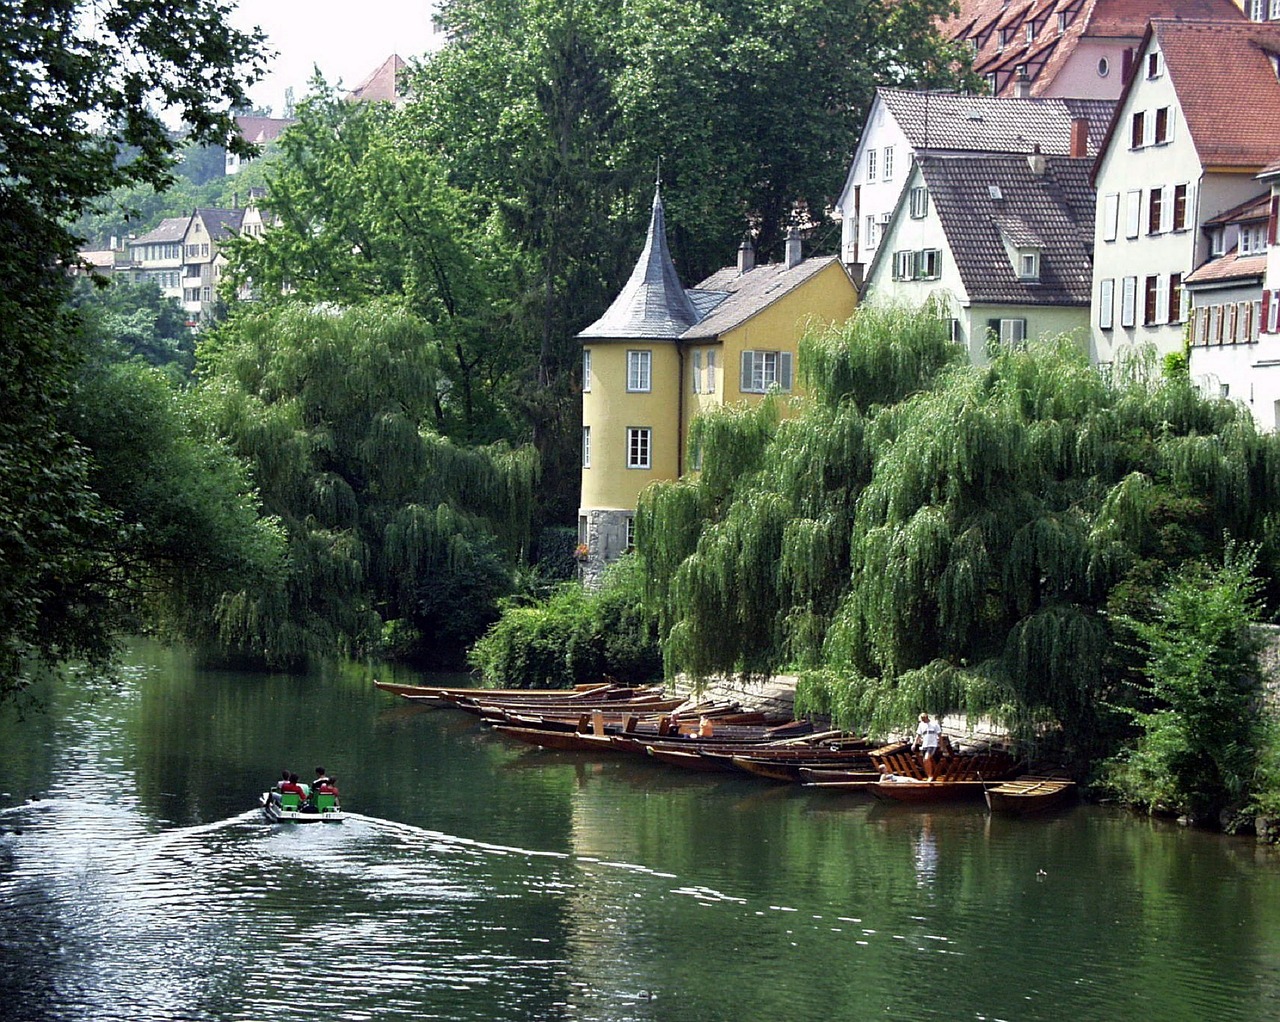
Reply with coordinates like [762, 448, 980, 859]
[577, 188, 857, 579]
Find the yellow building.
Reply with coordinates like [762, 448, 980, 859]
[577, 187, 858, 578]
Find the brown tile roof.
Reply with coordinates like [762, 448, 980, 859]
[1153, 19, 1280, 170]
[194, 208, 246, 243]
[232, 115, 295, 145]
[682, 257, 847, 340]
[1203, 193, 1271, 227]
[943, 0, 1244, 98]
[897, 153, 1097, 306]
[1184, 249, 1267, 285]
[130, 216, 191, 246]
[347, 54, 407, 104]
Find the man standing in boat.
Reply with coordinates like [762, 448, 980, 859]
[914, 713, 942, 781]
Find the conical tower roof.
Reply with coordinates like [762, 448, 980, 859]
[578, 186, 701, 340]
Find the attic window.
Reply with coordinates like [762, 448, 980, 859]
[1025, 23, 1034, 44]
[1018, 251, 1041, 280]
[1057, 12, 1068, 33]
[988, 184, 1003, 201]
[1147, 51, 1162, 79]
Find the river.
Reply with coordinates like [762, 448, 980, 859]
[1, 641, 1277, 1022]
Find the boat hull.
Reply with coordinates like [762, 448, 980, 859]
[984, 777, 1077, 814]
[260, 793, 345, 823]
[867, 780, 991, 803]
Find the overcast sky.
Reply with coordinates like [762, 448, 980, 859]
[228, 0, 442, 115]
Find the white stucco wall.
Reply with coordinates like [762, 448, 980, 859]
[1192, 342, 1280, 430]
[1041, 38, 1133, 100]
[837, 98, 912, 266]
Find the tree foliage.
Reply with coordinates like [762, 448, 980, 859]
[636, 306, 1280, 758]
[195, 302, 539, 666]
[1106, 548, 1271, 824]
[0, 0, 265, 696]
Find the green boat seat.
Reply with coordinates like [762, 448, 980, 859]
[314, 793, 338, 812]
[279, 792, 302, 811]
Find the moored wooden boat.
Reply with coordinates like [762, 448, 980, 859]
[984, 776, 1077, 814]
[797, 766, 883, 785]
[867, 778, 991, 803]
[489, 724, 620, 753]
[374, 679, 614, 701]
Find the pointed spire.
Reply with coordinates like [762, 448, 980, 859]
[577, 183, 700, 340]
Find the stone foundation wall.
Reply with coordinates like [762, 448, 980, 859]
[578, 507, 632, 589]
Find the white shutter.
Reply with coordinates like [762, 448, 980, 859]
[1160, 186, 1173, 233]
[1099, 278, 1115, 329]
[778, 352, 794, 392]
[1121, 276, 1137, 327]
[1126, 191, 1141, 238]
[1103, 193, 1119, 242]
[1154, 275, 1169, 325]
[692, 350, 702, 393]
[740, 350, 753, 392]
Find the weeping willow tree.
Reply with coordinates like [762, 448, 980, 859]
[636, 302, 1280, 755]
[193, 301, 538, 665]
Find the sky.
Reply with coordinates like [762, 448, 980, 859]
[227, 0, 443, 116]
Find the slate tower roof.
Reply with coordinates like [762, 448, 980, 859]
[578, 187, 701, 341]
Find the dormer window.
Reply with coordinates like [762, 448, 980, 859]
[1025, 23, 1035, 44]
[998, 28, 1010, 51]
[1209, 228, 1226, 257]
[1058, 12, 1068, 33]
[1018, 250, 1041, 280]
[1147, 51, 1162, 78]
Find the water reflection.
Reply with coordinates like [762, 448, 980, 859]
[1, 643, 1278, 1021]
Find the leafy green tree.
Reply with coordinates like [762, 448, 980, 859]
[70, 278, 195, 378]
[224, 82, 524, 444]
[0, 0, 265, 696]
[1106, 548, 1271, 824]
[636, 306, 1280, 760]
[469, 555, 661, 688]
[195, 302, 538, 666]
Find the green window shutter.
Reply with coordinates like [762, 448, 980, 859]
[779, 352, 793, 392]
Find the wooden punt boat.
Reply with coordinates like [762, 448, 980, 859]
[489, 724, 621, 753]
[797, 766, 883, 785]
[472, 696, 688, 719]
[645, 746, 732, 771]
[984, 776, 1077, 814]
[374, 680, 614, 701]
[867, 779, 992, 803]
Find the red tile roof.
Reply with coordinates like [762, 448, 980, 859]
[942, 0, 1244, 98]
[1203, 193, 1272, 226]
[232, 115, 295, 145]
[1184, 249, 1267, 285]
[347, 54, 407, 104]
[1153, 19, 1280, 169]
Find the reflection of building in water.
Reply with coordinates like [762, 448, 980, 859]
[913, 816, 938, 888]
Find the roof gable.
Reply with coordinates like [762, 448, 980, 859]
[1153, 19, 1280, 170]
[922, 153, 1096, 306]
[348, 54, 408, 105]
[682, 258, 849, 340]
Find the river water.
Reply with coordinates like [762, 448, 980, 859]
[1, 641, 1278, 1022]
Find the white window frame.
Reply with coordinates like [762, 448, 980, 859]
[1018, 251, 1040, 280]
[1271, 0, 1280, 18]
[1251, 0, 1264, 19]
[740, 350, 794, 394]
[1099, 278, 1115, 329]
[626, 427, 651, 469]
[626, 349, 651, 392]
[866, 147, 877, 182]
[582, 348, 591, 392]
[996, 318, 1026, 345]
[625, 516, 636, 551]
[865, 215, 877, 249]
[1147, 51, 1162, 79]
[705, 350, 716, 394]
[892, 250, 915, 280]
[582, 425, 591, 468]
[909, 186, 929, 219]
[918, 249, 941, 280]
[883, 146, 894, 181]
[1121, 276, 1137, 327]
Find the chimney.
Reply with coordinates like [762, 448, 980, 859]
[1013, 66, 1031, 98]
[738, 236, 756, 274]
[1028, 143, 1046, 176]
[1070, 116, 1088, 158]
[785, 226, 802, 269]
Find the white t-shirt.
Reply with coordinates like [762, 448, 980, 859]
[916, 719, 941, 750]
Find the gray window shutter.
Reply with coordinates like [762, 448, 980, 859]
[779, 351, 793, 392]
[740, 350, 753, 392]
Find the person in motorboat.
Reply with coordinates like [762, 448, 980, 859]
[313, 766, 333, 790]
[281, 772, 308, 800]
[268, 769, 290, 806]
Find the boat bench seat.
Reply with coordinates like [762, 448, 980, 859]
[314, 793, 338, 811]
[279, 793, 302, 810]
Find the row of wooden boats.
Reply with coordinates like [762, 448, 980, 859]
[374, 679, 1077, 813]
